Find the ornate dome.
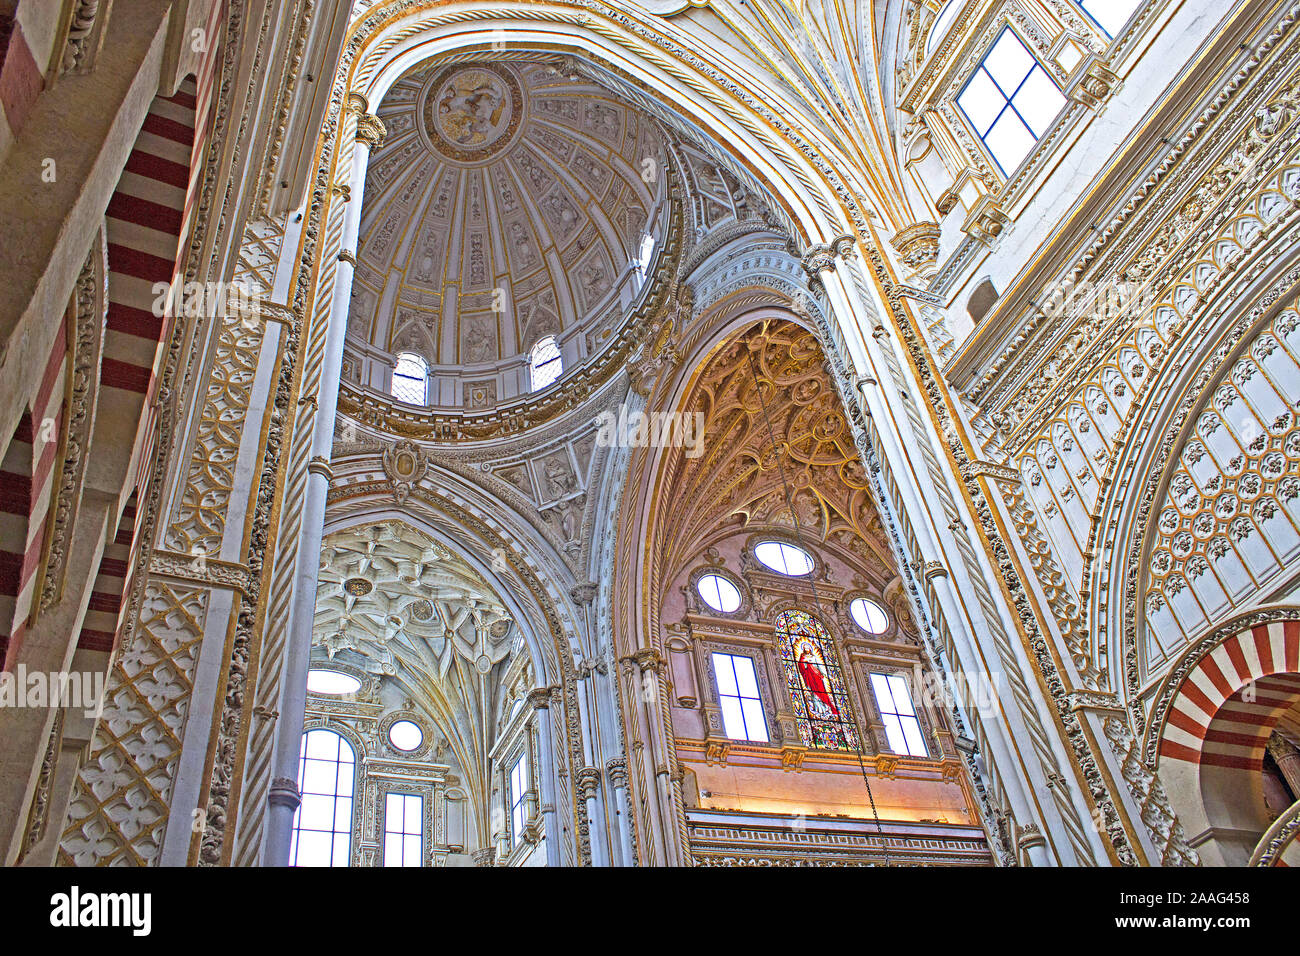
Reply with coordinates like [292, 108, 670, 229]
[344, 59, 670, 408]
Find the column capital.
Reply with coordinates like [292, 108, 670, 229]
[569, 581, 597, 605]
[268, 776, 301, 812]
[307, 456, 334, 481]
[355, 112, 387, 149]
[605, 758, 628, 789]
[620, 647, 664, 674]
[800, 234, 855, 276]
[575, 767, 602, 799]
[1267, 732, 1300, 762]
[526, 686, 556, 710]
[345, 92, 369, 117]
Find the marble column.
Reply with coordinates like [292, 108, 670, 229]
[805, 241, 1067, 865]
[605, 757, 635, 865]
[528, 686, 562, 866]
[263, 96, 384, 865]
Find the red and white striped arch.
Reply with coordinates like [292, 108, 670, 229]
[0, 324, 68, 664]
[1158, 619, 1300, 771]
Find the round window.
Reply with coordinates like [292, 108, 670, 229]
[306, 670, 361, 695]
[696, 573, 742, 613]
[388, 719, 424, 752]
[850, 597, 889, 634]
[753, 541, 814, 576]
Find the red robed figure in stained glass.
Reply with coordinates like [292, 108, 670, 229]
[796, 645, 839, 717]
[774, 609, 857, 750]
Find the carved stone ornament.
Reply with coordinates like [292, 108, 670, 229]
[355, 112, 388, 149]
[1069, 61, 1120, 110]
[961, 196, 1009, 244]
[889, 221, 941, 275]
[382, 440, 430, 503]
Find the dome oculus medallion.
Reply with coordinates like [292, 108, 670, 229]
[423, 64, 525, 162]
[345, 58, 670, 409]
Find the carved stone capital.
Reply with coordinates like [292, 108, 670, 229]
[799, 234, 855, 276]
[605, 758, 628, 789]
[780, 745, 807, 772]
[345, 92, 369, 117]
[569, 582, 597, 605]
[1015, 823, 1046, 849]
[355, 112, 387, 148]
[575, 767, 602, 800]
[526, 686, 554, 710]
[268, 776, 301, 812]
[961, 196, 1009, 245]
[922, 560, 948, 581]
[1070, 60, 1120, 110]
[621, 647, 664, 674]
[889, 221, 941, 276]
[704, 739, 730, 766]
[307, 456, 334, 481]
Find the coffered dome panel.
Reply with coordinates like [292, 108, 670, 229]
[346, 59, 670, 406]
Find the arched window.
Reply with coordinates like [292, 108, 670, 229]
[925, 2, 960, 54]
[774, 609, 858, 751]
[291, 729, 356, 867]
[391, 351, 428, 405]
[957, 27, 1065, 175]
[633, 232, 656, 288]
[1078, 0, 1140, 38]
[529, 335, 563, 391]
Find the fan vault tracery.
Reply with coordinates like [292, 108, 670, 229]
[656, 318, 897, 589]
[310, 521, 530, 850]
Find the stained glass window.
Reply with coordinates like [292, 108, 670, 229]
[774, 609, 858, 751]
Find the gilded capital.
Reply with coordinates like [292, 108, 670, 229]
[355, 112, 387, 149]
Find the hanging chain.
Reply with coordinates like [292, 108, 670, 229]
[744, 343, 892, 866]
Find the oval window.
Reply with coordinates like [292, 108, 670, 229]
[850, 597, 889, 634]
[306, 670, 361, 695]
[388, 719, 424, 752]
[696, 573, 742, 613]
[753, 541, 814, 576]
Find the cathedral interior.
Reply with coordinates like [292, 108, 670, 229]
[0, 0, 1298, 870]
